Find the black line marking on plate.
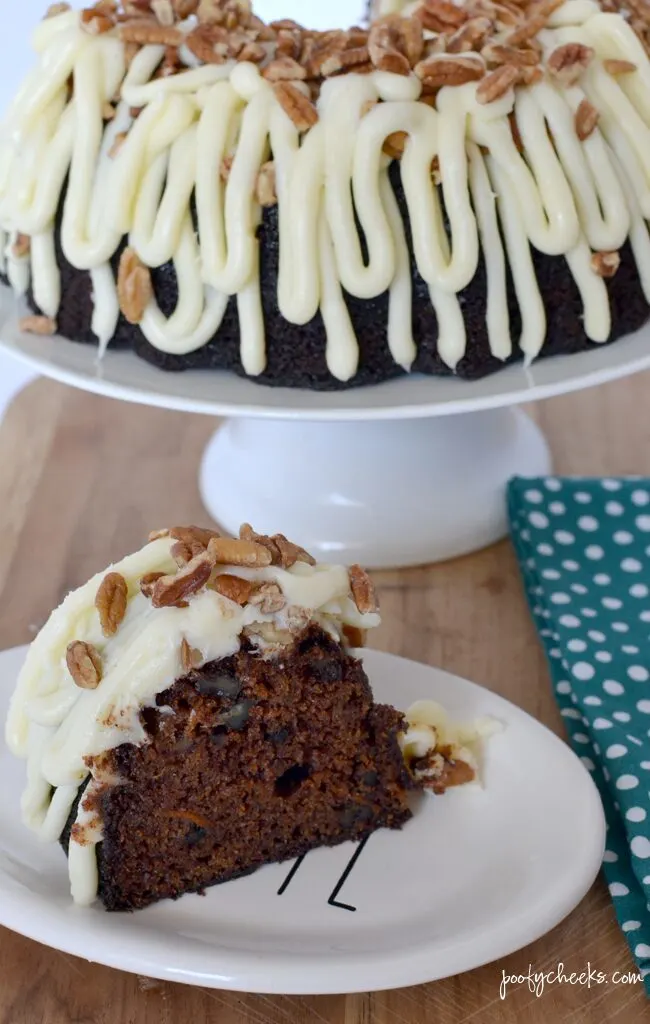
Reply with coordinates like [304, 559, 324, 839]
[277, 854, 306, 895]
[327, 837, 370, 912]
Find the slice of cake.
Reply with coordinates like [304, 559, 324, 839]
[6, 525, 418, 910]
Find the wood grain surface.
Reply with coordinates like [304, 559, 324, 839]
[0, 373, 649, 1023]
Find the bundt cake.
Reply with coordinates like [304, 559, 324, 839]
[3, 0, 647, 390]
[5, 524, 486, 910]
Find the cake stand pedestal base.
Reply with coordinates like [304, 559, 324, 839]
[199, 406, 552, 569]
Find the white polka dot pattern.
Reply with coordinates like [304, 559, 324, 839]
[509, 477, 650, 985]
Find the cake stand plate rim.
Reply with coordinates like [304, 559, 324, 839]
[1, 292, 649, 421]
[0, 643, 605, 994]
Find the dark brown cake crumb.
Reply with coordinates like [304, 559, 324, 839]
[62, 625, 412, 911]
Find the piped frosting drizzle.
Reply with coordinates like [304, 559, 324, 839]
[0, 0, 649, 380]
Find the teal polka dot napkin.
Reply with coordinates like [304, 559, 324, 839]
[508, 477, 650, 990]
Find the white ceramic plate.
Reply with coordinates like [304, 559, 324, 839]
[1, 290, 650, 421]
[0, 644, 605, 994]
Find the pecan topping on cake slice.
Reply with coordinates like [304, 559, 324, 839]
[207, 535, 273, 567]
[66, 641, 103, 689]
[349, 564, 379, 615]
[117, 247, 153, 324]
[591, 250, 621, 278]
[209, 573, 255, 605]
[151, 552, 213, 607]
[96, 572, 129, 636]
[273, 83, 319, 132]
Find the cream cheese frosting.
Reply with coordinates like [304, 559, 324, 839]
[400, 698, 502, 785]
[5, 530, 380, 904]
[0, 0, 649, 380]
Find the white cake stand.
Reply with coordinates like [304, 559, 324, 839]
[2, 291, 650, 567]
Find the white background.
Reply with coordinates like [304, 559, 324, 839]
[0, 0, 366, 416]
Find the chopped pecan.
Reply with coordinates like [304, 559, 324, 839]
[103, 102, 117, 121]
[349, 564, 379, 615]
[342, 624, 368, 648]
[148, 528, 170, 541]
[139, 571, 165, 598]
[117, 246, 152, 325]
[476, 63, 520, 103]
[482, 43, 540, 67]
[180, 637, 203, 673]
[603, 58, 637, 75]
[368, 22, 411, 75]
[19, 315, 57, 336]
[151, 552, 213, 608]
[119, 17, 182, 45]
[273, 83, 319, 132]
[209, 573, 255, 605]
[44, 2, 72, 16]
[12, 234, 30, 258]
[415, 54, 485, 87]
[238, 41, 266, 63]
[591, 250, 620, 278]
[170, 525, 220, 552]
[273, 533, 316, 569]
[320, 46, 371, 76]
[518, 65, 543, 86]
[185, 24, 229, 63]
[416, 0, 468, 32]
[256, 162, 277, 207]
[262, 55, 307, 82]
[383, 130, 408, 159]
[575, 98, 599, 140]
[207, 536, 273, 568]
[505, 14, 548, 47]
[447, 17, 492, 53]
[96, 572, 128, 637]
[66, 641, 103, 690]
[81, 7, 115, 33]
[108, 131, 128, 159]
[547, 42, 593, 85]
[249, 582, 287, 614]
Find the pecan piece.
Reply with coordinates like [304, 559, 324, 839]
[151, 552, 213, 608]
[148, 528, 170, 542]
[96, 572, 128, 637]
[45, 2, 72, 16]
[273, 83, 319, 132]
[81, 8, 115, 33]
[416, 0, 467, 32]
[119, 17, 182, 45]
[342, 624, 368, 649]
[66, 641, 103, 690]
[482, 43, 539, 67]
[180, 637, 203, 673]
[415, 54, 485, 87]
[262, 55, 308, 82]
[19, 316, 57, 336]
[603, 58, 637, 75]
[140, 571, 165, 598]
[249, 582, 287, 614]
[591, 250, 620, 278]
[117, 246, 152, 325]
[383, 130, 408, 159]
[575, 98, 599, 140]
[547, 42, 593, 85]
[476, 63, 520, 103]
[209, 573, 255, 605]
[12, 234, 31, 258]
[448, 17, 492, 54]
[349, 564, 379, 615]
[184, 24, 228, 63]
[207, 536, 273, 568]
[256, 162, 277, 207]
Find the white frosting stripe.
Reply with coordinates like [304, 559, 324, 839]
[0, 5, 649, 376]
